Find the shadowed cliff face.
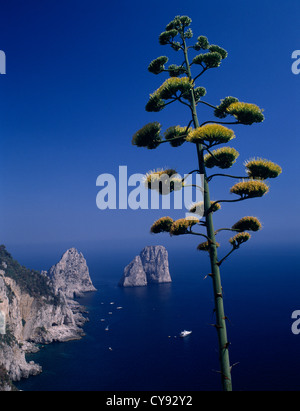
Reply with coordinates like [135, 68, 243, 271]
[119, 246, 172, 287]
[0, 246, 96, 390]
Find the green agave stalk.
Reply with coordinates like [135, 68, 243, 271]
[182, 34, 232, 391]
[132, 15, 281, 391]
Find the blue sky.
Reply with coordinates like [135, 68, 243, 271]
[0, 0, 299, 264]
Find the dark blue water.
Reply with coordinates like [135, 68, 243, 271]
[15, 245, 300, 391]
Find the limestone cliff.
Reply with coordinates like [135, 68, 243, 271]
[119, 246, 172, 287]
[48, 248, 97, 298]
[0, 245, 96, 390]
[120, 256, 148, 287]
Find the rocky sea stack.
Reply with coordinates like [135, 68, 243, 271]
[119, 245, 172, 287]
[48, 248, 97, 299]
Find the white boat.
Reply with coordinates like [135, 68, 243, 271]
[180, 330, 192, 338]
[105, 326, 109, 331]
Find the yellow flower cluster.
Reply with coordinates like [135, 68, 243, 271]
[172, 125, 187, 135]
[226, 102, 264, 125]
[230, 180, 269, 198]
[197, 241, 220, 251]
[132, 122, 162, 149]
[204, 146, 239, 169]
[187, 124, 235, 145]
[144, 169, 183, 195]
[146, 77, 194, 112]
[245, 158, 282, 179]
[150, 217, 174, 234]
[232, 216, 262, 232]
[164, 125, 188, 147]
[189, 201, 221, 215]
[152, 77, 193, 100]
[145, 168, 177, 186]
[169, 217, 199, 236]
[229, 232, 251, 247]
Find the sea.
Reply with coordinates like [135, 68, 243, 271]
[14, 243, 300, 392]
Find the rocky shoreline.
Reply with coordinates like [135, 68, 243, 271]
[0, 246, 96, 391]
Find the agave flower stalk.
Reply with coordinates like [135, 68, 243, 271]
[131, 15, 281, 391]
[181, 31, 233, 391]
